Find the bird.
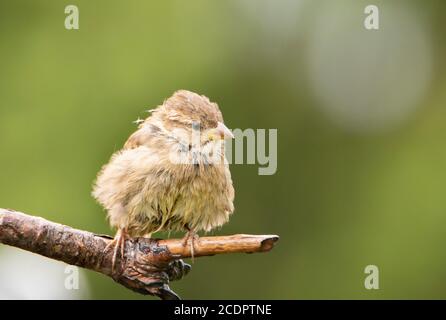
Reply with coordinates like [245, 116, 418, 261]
[92, 90, 235, 267]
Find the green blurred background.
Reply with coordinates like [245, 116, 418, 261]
[1, 0, 446, 299]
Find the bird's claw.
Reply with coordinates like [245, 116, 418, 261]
[104, 229, 127, 274]
[182, 229, 199, 261]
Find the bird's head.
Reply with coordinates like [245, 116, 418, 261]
[152, 90, 234, 146]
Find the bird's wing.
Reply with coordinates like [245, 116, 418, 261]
[124, 124, 161, 150]
[124, 130, 143, 149]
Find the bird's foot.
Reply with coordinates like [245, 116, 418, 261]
[182, 229, 199, 262]
[104, 229, 127, 274]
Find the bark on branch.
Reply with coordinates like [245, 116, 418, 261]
[0, 208, 279, 300]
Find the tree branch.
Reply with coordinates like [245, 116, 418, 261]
[0, 208, 279, 299]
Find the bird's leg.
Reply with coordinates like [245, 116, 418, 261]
[182, 225, 199, 262]
[104, 228, 128, 273]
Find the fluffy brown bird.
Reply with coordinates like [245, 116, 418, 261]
[92, 90, 235, 264]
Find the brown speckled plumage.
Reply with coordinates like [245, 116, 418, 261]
[93, 90, 235, 238]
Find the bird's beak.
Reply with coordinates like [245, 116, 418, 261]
[209, 122, 234, 140]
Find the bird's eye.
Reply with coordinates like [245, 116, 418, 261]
[192, 122, 201, 131]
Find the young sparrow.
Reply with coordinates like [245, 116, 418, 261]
[92, 90, 235, 265]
